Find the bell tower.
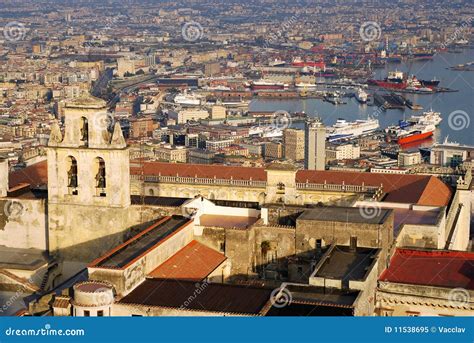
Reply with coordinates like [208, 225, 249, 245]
[47, 96, 130, 207]
[47, 96, 131, 278]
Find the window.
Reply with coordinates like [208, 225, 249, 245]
[84, 310, 90, 317]
[67, 156, 78, 194]
[80, 117, 89, 146]
[97, 310, 104, 317]
[94, 157, 106, 196]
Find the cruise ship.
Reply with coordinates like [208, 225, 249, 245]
[326, 118, 379, 142]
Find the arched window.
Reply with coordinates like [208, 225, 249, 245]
[67, 156, 78, 195]
[80, 117, 88, 146]
[94, 157, 106, 197]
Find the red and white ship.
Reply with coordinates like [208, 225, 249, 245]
[292, 57, 325, 70]
[368, 70, 440, 90]
[394, 124, 436, 145]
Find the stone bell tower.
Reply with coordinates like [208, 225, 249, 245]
[47, 96, 131, 278]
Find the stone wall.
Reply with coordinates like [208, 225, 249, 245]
[0, 198, 48, 250]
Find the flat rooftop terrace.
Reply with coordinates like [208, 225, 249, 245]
[298, 207, 392, 225]
[199, 214, 258, 229]
[315, 246, 378, 281]
[91, 216, 190, 269]
[393, 208, 442, 235]
[0, 247, 50, 270]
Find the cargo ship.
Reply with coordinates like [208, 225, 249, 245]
[326, 118, 379, 142]
[411, 52, 435, 60]
[388, 124, 436, 145]
[368, 70, 440, 90]
[247, 80, 289, 90]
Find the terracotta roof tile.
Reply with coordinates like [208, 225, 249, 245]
[379, 249, 474, 290]
[148, 240, 226, 281]
[130, 161, 267, 181]
[9, 160, 47, 188]
[119, 279, 272, 315]
[9, 161, 452, 207]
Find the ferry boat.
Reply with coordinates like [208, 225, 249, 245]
[407, 110, 442, 126]
[326, 118, 379, 142]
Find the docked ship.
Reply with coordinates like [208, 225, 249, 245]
[407, 110, 442, 126]
[295, 82, 317, 89]
[292, 57, 325, 69]
[355, 88, 368, 103]
[396, 124, 436, 145]
[419, 77, 440, 88]
[326, 118, 379, 142]
[368, 70, 440, 90]
[174, 92, 202, 106]
[248, 80, 289, 90]
[411, 52, 435, 60]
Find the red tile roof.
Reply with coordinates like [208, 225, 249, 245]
[10, 161, 452, 207]
[379, 249, 474, 290]
[118, 279, 272, 315]
[9, 160, 47, 188]
[297, 170, 452, 206]
[148, 240, 226, 281]
[134, 162, 452, 206]
[130, 161, 267, 181]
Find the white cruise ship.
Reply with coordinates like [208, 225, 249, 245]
[326, 118, 379, 142]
